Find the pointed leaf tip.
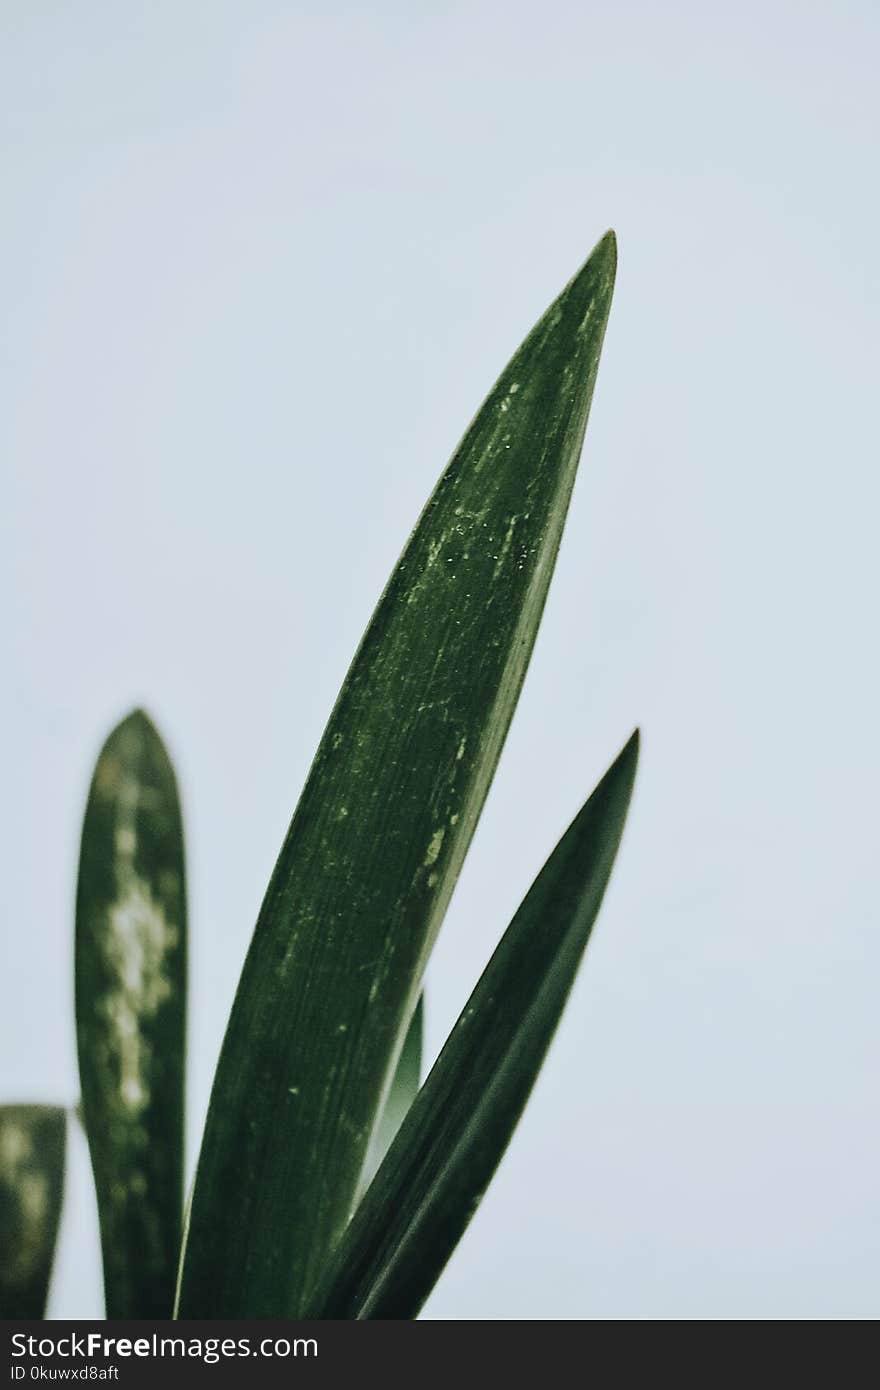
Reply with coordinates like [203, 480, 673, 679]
[108, 707, 165, 752]
[550, 231, 617, 333]
[619, 726, 640, 770]
[125, 706, 156, 732]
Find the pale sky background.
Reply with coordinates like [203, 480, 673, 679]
[2, 1, 878, 1320]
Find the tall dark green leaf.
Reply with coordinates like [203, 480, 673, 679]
[178, 233, 617, 1317]
[75, 709, 186, 1318]
[0, 1106, 66, 1318]
[308, 732, 638, 1319]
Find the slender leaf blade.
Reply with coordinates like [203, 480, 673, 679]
[308, 732, 638, 1319]
[0, 1106, 66, 1318]
[75, 709, 187, 1318]
[178, 233, 617, 1317]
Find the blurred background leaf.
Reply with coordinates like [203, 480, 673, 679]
[75, 709, 186, 1318]
[0, 1105, 66, 1318]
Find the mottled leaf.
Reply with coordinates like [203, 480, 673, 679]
[75, 709, 186, 1318]
[0, 1106, 66, 1318]
[308, 733, 638, 1318]
[178, 233, 617, 1317]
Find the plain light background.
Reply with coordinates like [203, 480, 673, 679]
[2, 1, 877, 1320]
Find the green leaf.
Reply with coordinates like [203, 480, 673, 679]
[308, 732, 638, 1319]
[178, 232, 617, 1318]
[75, 709, 187, 1318]
[360, 995, 423, 1194]
[0, 1106, 66, 1318]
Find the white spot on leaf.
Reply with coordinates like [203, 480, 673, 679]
[424, 827, 445, 867]
[99, 779, 179, 1121]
